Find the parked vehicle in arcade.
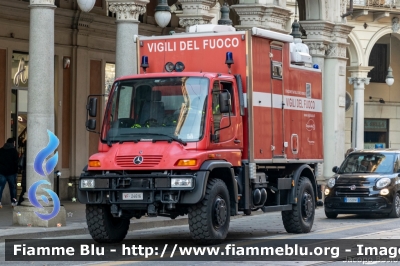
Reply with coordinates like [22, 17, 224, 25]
[324, 149, 400, 219]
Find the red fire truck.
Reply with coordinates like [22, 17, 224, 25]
[79, 25, 323, 244]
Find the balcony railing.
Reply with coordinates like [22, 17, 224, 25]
[353, 0, 396, 7]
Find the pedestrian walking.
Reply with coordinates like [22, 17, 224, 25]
[0, 138, 19, 208]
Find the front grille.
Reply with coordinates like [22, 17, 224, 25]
[116, 155, 163, 167]
[331, 202, 378, 209]
[336, 181, 371, 185]
[335, 187, 369, 197]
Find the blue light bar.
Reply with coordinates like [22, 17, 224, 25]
[313, 64, 319, 69]
[225, 52, 234, 65]
[141, 55, 149, 68]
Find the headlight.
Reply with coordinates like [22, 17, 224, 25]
[171, 178, 193, 188]
[327, 177, 336, 188]
[380, 188, 390, 195]
[324, 188, 330, 196]
[81, 179, 95, 188]
[376, 178, 391, 189]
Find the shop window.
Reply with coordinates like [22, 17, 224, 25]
[364, 118, 388, 149]
[12, 52, 29, 88]
[368, 44, 387, 83]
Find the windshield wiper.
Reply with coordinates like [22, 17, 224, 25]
[144, 133, 187, 146]
[119, 133, 187, 146]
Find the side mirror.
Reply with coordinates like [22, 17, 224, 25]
[86, 119, 96, 130]
[332, 166, 339, 173]
[87, 97, 98, 117]
[219, 92, 230, 113]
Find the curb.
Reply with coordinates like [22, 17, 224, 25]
[0, 211, 265, 241]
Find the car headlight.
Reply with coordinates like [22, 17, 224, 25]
[81, 179, 95, 188]
[171, 178, 193, 188]
[380, 188, 390, 195]
[327, 177, 335, 188]
[376, 178, 391, 189]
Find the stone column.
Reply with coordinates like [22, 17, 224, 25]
[231, 1, 292, 33]
[301, 21, 353, 181]
[176, 0, 215, 32]
[13, 0, 66, 227]
[322, 23, 353, 180]
[347, 67, 373, 150]
[108, 0, 149, 78]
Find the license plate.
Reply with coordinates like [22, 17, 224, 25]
[122, 193, 143, 200]
[344, 197, 360, 203]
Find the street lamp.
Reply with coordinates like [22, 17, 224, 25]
[77, 0, 96, 13]
[386, 33, 394, 86]
[155, 0, 171, 28]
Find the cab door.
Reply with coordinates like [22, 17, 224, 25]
[209, 79, 243, 150]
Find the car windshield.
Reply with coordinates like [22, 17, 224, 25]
[338, 153, 395, 174]
[101, 77, 209, 143]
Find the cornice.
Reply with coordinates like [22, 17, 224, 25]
[108, 0, 149, 21]
[300, 20, 336, 40]
[232, 4, 291, 33]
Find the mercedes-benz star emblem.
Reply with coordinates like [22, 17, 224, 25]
[133, 156, 144, 165]
[350, 185, 356, 191]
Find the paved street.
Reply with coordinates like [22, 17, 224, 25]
[1, 205, 400, 265]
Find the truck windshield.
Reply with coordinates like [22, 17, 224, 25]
[338, 153, 395, 174]
[102, 77, 209, 144]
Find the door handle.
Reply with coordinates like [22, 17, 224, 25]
[234, 139, 241, 143]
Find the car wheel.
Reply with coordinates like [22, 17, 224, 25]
[389, 193, 400, 218]
[325, 210, 338, 219]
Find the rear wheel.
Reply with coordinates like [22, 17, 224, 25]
[389, 193, 400, 218]
[86, 204, 130, 243]
[188, 178, 230, 244]
[282, 177, 315, 233]
[325, 210, 338, 219]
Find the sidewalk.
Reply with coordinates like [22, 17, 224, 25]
[0, 201, 190, 240]
[0, 201, 261, 241]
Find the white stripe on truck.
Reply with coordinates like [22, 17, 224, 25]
[247, 92, 322, 112]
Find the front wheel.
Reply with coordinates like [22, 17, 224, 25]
[389, 193, 400, 218]
[282, 177, 315, 233]
[188, 178, 230, 244]
[86, 204, 130, 243]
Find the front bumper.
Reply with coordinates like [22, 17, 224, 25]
[77, 172, 208, 206]
[324, 196, 393, 214]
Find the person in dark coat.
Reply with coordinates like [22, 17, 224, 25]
[0, 138, 19, 207]
[17, 144, 26, 206]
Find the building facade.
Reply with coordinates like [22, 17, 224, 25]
[0, 0, 389, 202]
[345, 0, 400, 152]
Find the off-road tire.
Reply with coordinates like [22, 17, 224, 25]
[282, 176, 315, 233]
[389, 193, 400, 218]
[188, 178, 230, 244]
[325, 210, 338, 219]
[86, 204, 130, 243]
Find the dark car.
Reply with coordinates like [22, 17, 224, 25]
[324, 149, 400, 219]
